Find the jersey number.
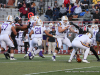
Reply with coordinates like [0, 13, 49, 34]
[1, 24, 8, 30]
[35, 27, 41, 34]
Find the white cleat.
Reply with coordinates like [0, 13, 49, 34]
[68, 60, 72, 63]
[10, 58, 17, 60]
[82, 59, 90, 63]
[24, 54, 28, 58]
[52, 57, 56, 61]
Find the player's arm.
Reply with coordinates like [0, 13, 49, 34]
[69, 27, 77, 33]
[29, 30, 34, 39]
[58, 26, 69, 33]
[44, 30, 54, 37]
[15, 25, 28, 30]
[70, 22, 80, 30]
[11, 26, 17, 35]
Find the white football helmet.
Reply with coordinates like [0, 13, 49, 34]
[61, 16, 69, 25]
[6, 15, 13, 22]
[91, 25, 94, 30]
[34, 16, 39, 21]
[30, 16, 35, 21]
[86, 33, 92, 39]
[37, 19, 43, 26]
[94, 25, 98, 30]
[49, 23, 53, 28]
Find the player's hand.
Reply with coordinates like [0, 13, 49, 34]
[53, 35, 57, 38]
[70, 22, 74, 25]
[65, 26, 69, 29]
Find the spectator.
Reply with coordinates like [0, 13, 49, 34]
[45, 6, 53, 21]
[93, 9, 100, 24]
[29, 4, 35, 15]
[38, 0, 45, 14]
[25, 0, 31, 8]
[0, 0, 6, 9]
[81, 0, 89, 10]
[95, 1, 100, 9]
[74, 0, 80, 6]
[17, 0, 23, 9]
[93, 0, 100, 4]
[53, 0, 59, 11]
[67, 4, 74, 17]
[47, 26, 56, 54]
[59, 4, 67, 18]
[64, 0, 70, 8]
[53, 8, 59, 21]
[73, 4, 82, 18]
[19, 4, 29, 19]
[96, 27, 100, 54]
[7, 0, 15, 6]
[91, 5, 97, 14]
[70, 0, 76, 7]
[83, 9, 92, 24]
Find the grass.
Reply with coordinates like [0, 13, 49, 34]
[0, 54, 100, 75]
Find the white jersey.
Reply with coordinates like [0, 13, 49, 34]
[18, 30, 24, 38]
[32, 26, 46, 38]
[1, 22, 13, 35]
[56, 21, 71, 37]
[74, 34, 91, 44]
[93, 29, 98, 39]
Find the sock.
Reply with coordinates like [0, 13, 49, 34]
[18, 46, 21, 53]
[84, 48, 90, 60]
[10, 53, 14, 58]
[90, 47, 99, 60]
[69, 49, 76, 60]
[7, 48, 11, 53]
[53, 52, 57, 59]
[22, 47, 24, 53]
[39, 49, 43, 56]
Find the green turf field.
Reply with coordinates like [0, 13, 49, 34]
[0, 54, 100, 75]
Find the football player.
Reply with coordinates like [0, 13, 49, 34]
[68, 26, 91, 63]
[52, 16, 76, 61]
[24, 19, 56, 60]
[4, 16, 31, 59]
[0, 15, 17, 60]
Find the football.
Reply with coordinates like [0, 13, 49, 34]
[76, 58, 82, 63]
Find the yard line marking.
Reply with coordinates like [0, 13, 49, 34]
[25, 66, 100, 75]
[0, 61, 42, 63]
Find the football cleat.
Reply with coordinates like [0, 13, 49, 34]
[10, 57, 17, 60]
[68, 60, 72, 63]
[82, 59, 90, 63]
[4, 52, 10, 59]
[97, 59, 100, 61]
[39, 55, 45, 58]
[24, 54, 28, 58]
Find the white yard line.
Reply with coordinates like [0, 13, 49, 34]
[25, 66, 100, 75]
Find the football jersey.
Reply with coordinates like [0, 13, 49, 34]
[56, 21, 71, 37]
[93, 29, 98, 39]
[32, 25, 46, 38]
[18, 30, 24, 38]
[1, 22, 13, 35]
[74, 34, 91, 44]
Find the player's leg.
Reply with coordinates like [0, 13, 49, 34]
[6, 35, 16, 60]
[48, 42, 52, 54]
[52, 38, 62, 61]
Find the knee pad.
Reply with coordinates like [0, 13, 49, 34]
[69, 47, 73, 50]
[55, 47, 60, 51]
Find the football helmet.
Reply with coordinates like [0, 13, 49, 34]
[94, 25, 98, 30]
[86, 33, 92, 39]
[83, 25, 88, 33]
[91, 25, 94, 30]
[30, 16, 35, 21]
[49, 23, 53, 28]
[15, 16, 22, 23]
[37, 19, 43, 26]
[6, 15, 13, 22]
[61, 16, 69, 25]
